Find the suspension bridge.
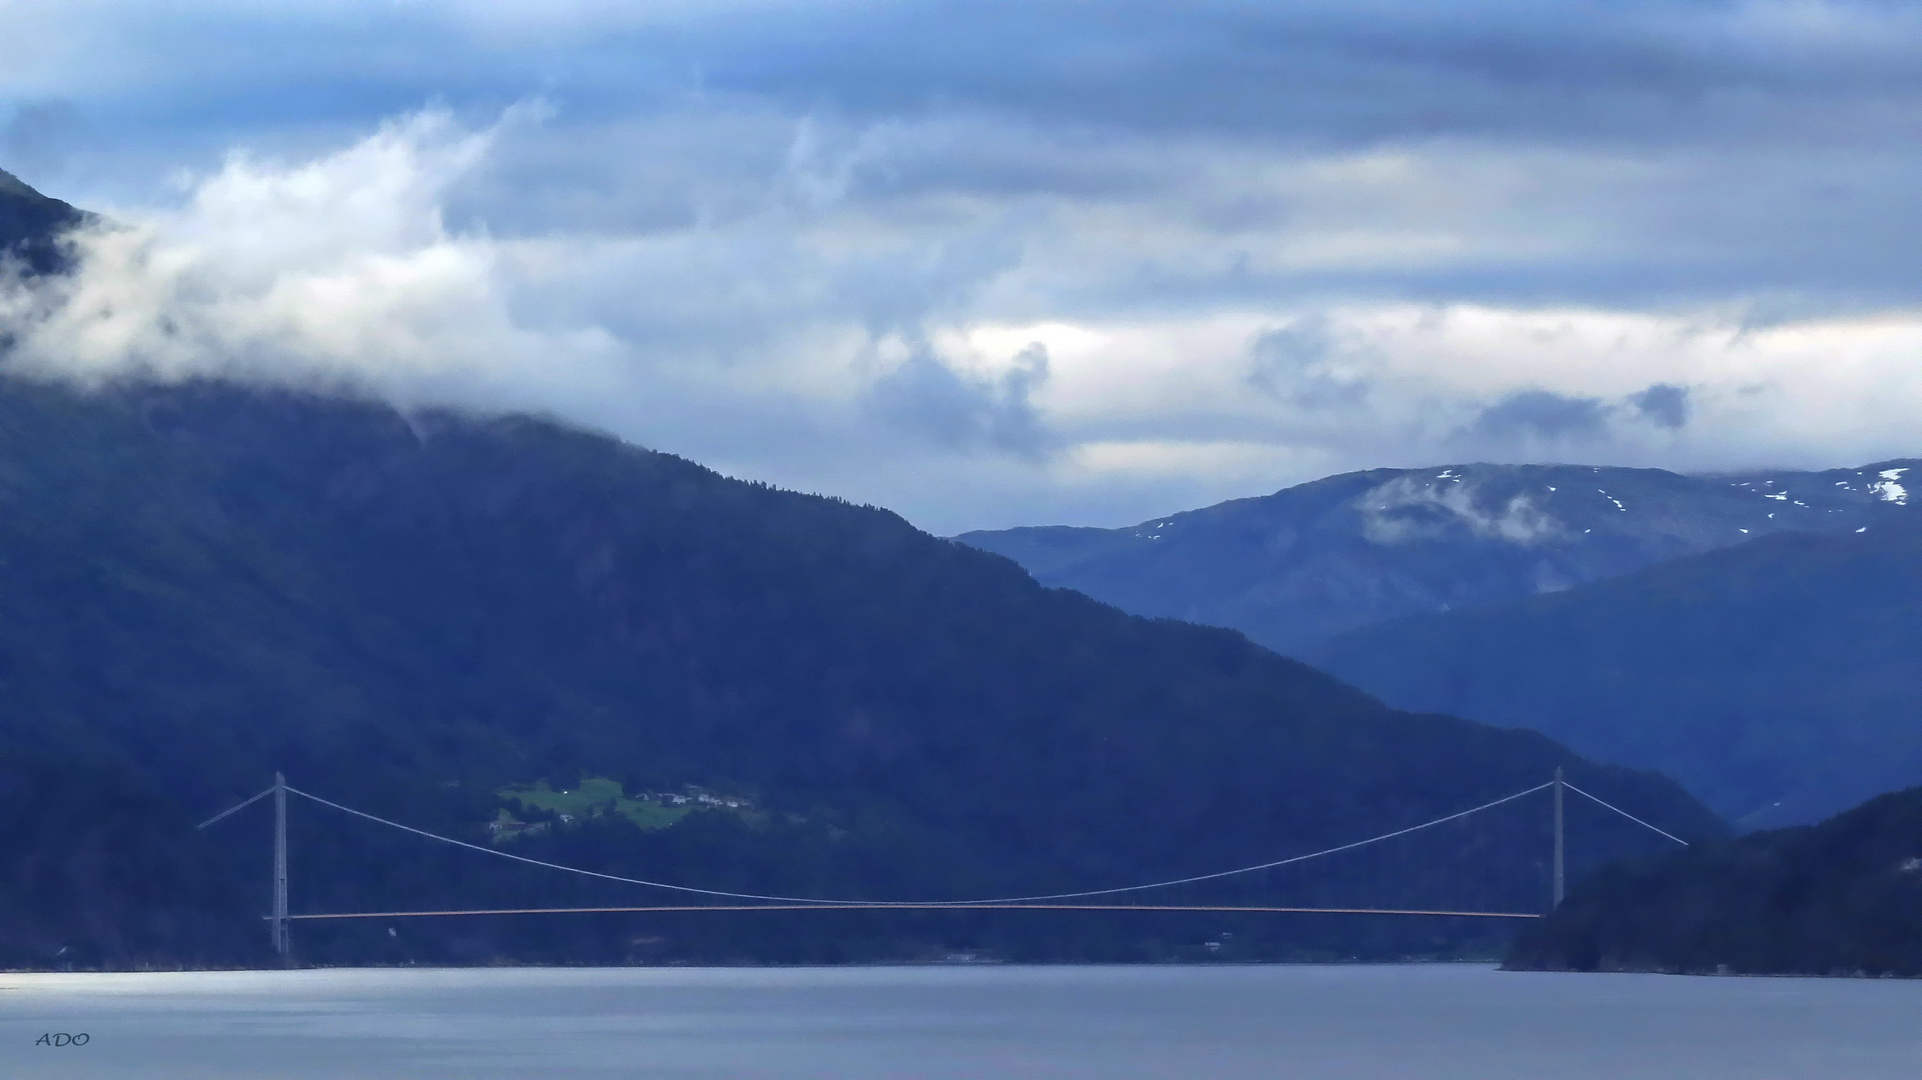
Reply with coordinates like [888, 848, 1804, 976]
[197, 769, 1688, 960]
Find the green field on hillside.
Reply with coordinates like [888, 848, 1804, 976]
[499, 777, 693, 830]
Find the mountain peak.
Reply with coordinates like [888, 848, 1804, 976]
[0, 167, 88, 274]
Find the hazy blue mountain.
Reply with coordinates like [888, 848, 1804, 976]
[0, 376, 1722, 967]
[958, 461, 1919, 656]
[0, 167, 87, 275]
[1507, 785, 1922, 977]
[1310, 522, 1922, 828]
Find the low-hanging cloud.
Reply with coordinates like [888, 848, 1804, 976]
[1358, 475, 1563, 547]
[0, 109, 610, 399]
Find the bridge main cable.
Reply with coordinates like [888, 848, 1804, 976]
[197, 785, 276, 830]
[282, 780, 1556, 907]
[1562, 780, 1690, 846]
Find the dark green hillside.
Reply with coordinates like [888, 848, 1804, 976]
[1312, 523, 1922, 828]
[0, 376, 1722, 967]
[1508, 787, 1922, 976]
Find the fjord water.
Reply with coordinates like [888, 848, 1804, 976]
[4, 965, 1918, 1079]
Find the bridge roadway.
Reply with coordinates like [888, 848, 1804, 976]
[282, 904, 1540, 920]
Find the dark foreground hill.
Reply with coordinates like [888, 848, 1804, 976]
[1507, 787, 1922, 977]
[958, 462, 1917, 656]
[0, 376, 1722, 968]
[0, 750, 258, 970]
[1311, 523, 1922, 828]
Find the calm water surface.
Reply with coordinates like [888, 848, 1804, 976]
[2, 963, 1918, 1079]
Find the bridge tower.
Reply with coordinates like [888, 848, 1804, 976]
[272, 772, 290, 962]
[1552, 767, 1565, 909]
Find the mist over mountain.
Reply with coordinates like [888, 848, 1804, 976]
[0, 374, 1720, 967]
[958, 461, 1918, 657]
[1311, 522, 1922, 828]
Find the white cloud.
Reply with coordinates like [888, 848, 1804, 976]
[7, 99, 1922, 535]
[1, 109, 623, 397]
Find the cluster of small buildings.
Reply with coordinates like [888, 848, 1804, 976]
[485, 818, 551, 839]
[643, 790, 749, 809]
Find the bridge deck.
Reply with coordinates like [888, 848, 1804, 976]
[283, 903, 1540, 920]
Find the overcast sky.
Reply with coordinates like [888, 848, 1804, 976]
[3, 0, 1921, 533]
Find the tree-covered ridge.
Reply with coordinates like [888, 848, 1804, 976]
[1508, 786, 1922, 977]
[0, 376, 1722, 967]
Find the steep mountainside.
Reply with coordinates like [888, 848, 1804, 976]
[958, 462, 1919, 656]
[0, 376, 1722, 966]
[1311, 523, 1922, 828]
[1507, 786, 1922, 976]
[0, 168, 86, 274]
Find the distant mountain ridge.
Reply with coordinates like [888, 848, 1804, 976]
[1310, 519, 1922, 829]
[958, 460, 1919, 656]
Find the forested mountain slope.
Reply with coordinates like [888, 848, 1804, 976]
[0, 376, 1723, 967]
[1311, 523, 1922, 828]
[959, 462, 1918, 656]
[1507, 786, 1922, 976]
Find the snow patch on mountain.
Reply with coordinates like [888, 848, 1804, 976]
[1873, 467, 1910, 505]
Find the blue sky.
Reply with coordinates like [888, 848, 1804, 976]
[5, 0, 1922, 532]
